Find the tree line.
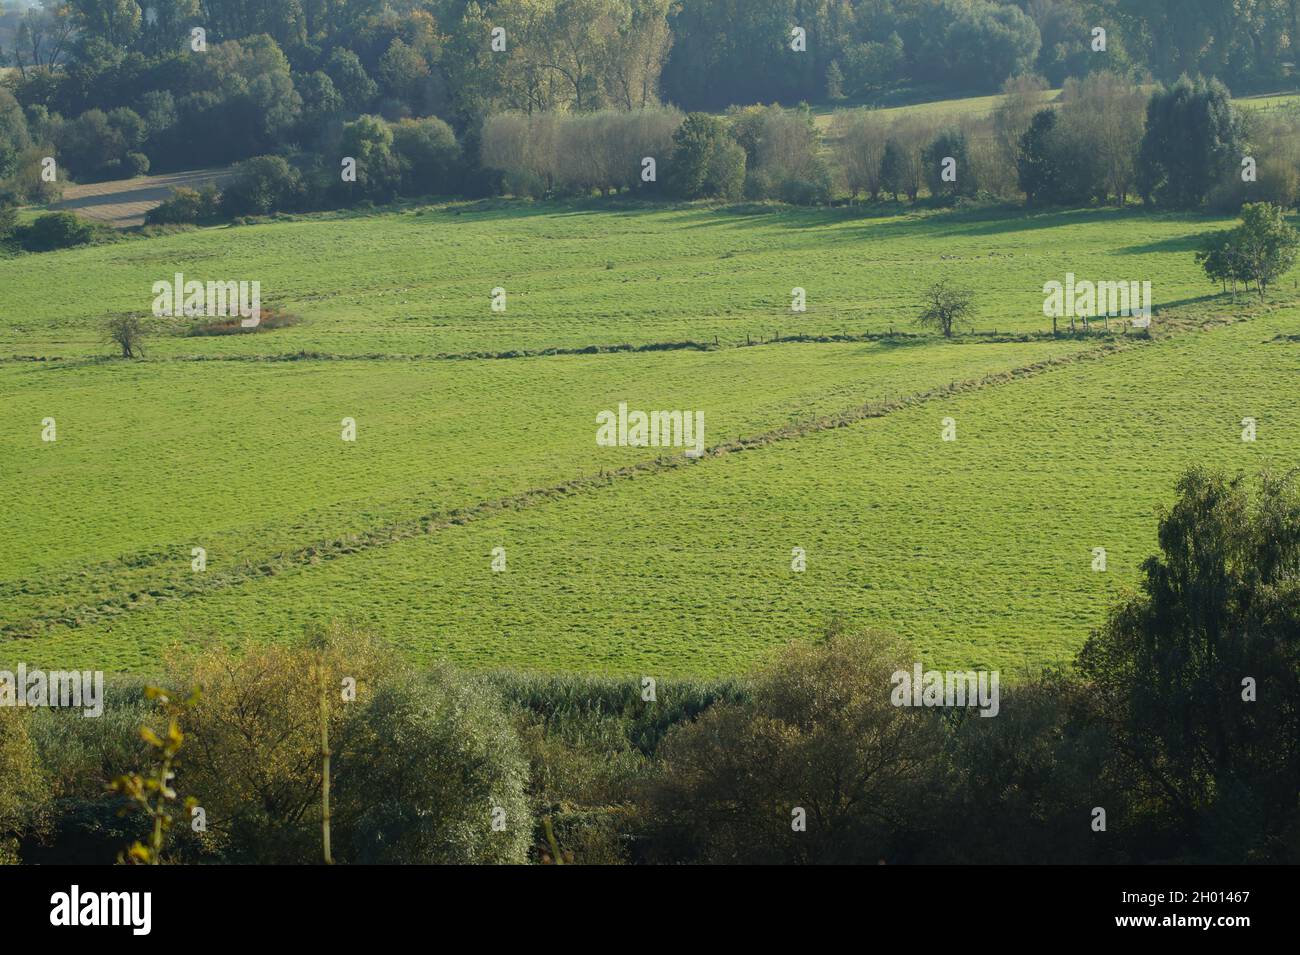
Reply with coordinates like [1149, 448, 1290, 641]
[1, 1, 1298, 188]
[5, 1, 1299, 115]
[5, 68, 1297, 255]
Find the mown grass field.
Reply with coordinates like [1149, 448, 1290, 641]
[0, 336, 1094, 634]
[0, 201, 1241, 358]
[812, 87, 1297, 134]
[2, 198, 1297, 675]
[1236, 91, 1300, 112]
[51, 168, 233, 228]
[811, 88, 1059, 130]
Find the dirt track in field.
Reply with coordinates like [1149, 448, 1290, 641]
[52, 168, 232, 228]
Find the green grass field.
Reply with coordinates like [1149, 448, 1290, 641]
[2, 197, 1297, 675]
[1235, 91, 1300, 112]
[811, 88, 1059, 130]
[812, 87, 1297, 132]
[0, 201, 1241, 357]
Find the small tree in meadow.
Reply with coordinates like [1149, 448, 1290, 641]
[916, 280, 977, 337]
[1233, 202, 1299, 298]
[107, 314, 147, 358]
[1195, 231, 1243, 297]
[1196, 202, 1299, 299]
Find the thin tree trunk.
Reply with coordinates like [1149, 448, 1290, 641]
[319, 659, 333, 865]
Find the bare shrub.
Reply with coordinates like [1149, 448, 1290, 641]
[107, 314, 147, 358]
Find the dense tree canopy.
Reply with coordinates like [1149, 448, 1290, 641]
[1138, 74, 1243, 209]
[0, 3, 1295, 218]
[7, 1, 1299, 128]
[1078, 468, 1300, 860]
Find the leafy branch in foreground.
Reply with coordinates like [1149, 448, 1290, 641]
[108, 685, 200, 865]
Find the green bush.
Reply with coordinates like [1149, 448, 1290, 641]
[742, 168, 775, 200]
[0, 201, 16, 242]
[145, 184, 222, 225]
[392, 116, 461, 196]
[917, 673, 1117, 864]
[17, 683, 158, 865]
[728, 104, 827, 204]
[922, 127, 973, 198]
[341, 669, 532, 864]
[490, 671, 747, 755]
[642, 629, 941, 863]
[28, 683, 151, 800]
[336, 114, 402, 202]
[18, 212, 95, 252]
[219, 155, 303, 217]
[1209, 156, 1300, 214]
[153, 627, 530, 864]
[667, 113, 746, 200]
[124, 151, 150, 177]
[779, 175, 831, 206]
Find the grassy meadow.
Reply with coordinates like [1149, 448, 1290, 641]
[0, 201, 1241, 357]
[809, 87, 1299, 136]
[2, 198, 1297, 675]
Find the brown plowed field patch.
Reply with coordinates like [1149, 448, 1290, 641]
[53, 168, 232, 228]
